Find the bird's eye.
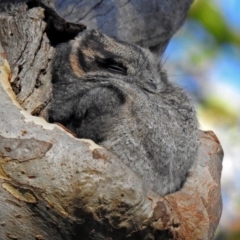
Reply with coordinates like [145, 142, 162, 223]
[106, 64, 126, 74]
[97, 58, 127, 75]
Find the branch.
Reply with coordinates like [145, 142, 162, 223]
[55, 0, 194, 53]
[0, 1, 223, 239]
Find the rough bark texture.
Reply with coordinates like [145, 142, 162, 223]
[0, 1, 223, 239]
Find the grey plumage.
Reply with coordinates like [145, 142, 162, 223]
[48, 29, 199, 196]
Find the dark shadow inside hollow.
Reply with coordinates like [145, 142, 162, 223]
[26, 0, 86, 46]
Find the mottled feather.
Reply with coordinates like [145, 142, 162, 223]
[49, 30, 199, 196]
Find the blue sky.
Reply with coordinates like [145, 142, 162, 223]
[165, 0, 240, 94]
[217, 0, 240, 32]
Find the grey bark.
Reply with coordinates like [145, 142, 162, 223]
[54, 0, 193, 54]
[0, 1, 223, 239]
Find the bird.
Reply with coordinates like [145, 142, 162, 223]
[48, 29, 199, 196]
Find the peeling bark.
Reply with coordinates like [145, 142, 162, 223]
[0, 1, 223, 239]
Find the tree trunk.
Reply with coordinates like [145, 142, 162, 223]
[0, 1, 223, 239]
